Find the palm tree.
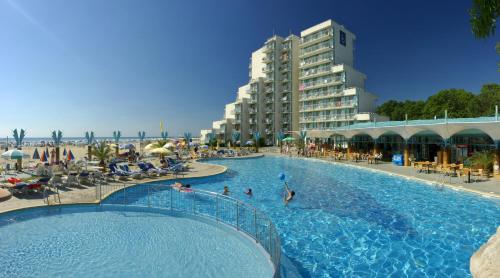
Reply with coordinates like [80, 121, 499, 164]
[277, 131, 285, 153]
[12, 128, 26, 149]
[231, 132, 240, 149]
[85, 131, 95, 160]
[253, 132, 261, 153]
[161, 131, 168, 141]
[468, 151, 495, 172]
[207, 132, 216, 150]
[113, 131, 121, 157]
[12, 129, 26, 170]
[184, 132, 192, 150]
[51, 130, 63, 164]
[92, 141, 113, 171]
[299, 130, 307, 155]
[138, 131, 146, 154]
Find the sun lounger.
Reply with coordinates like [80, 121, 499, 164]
[137, 162, 157, 176]
[119, 164, 143, 179]
[108, 163, 129, 180]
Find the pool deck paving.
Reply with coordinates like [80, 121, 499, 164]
[0, 160, 227, 213]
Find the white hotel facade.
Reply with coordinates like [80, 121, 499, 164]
[200, 19, 386, 145]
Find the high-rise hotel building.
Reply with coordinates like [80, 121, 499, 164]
[201, 19, 383, 145]
[299, 20, 378, 131]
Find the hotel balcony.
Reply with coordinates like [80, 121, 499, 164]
[248, 108, 257, 114]
[263, 66, 274, 73]
[265, 97, 274, 104]
[262, 56, 274, 63]
[282, 96, 290, 103]
[299, 57, 333, 69]
[265, 118, 272, 124]
[299, 44, 333, 59]
[280, 65, 290, 72]
[263, 44, 275, 53]
[300, 30, 333, 48]
[265, 129, 273, 135]
[299, 114, 355, 124]
[300, 76, 344, 91]
[266, 108, 274, 114]
[300, 101, 357, 112]
[248, 119, 256, 124]
[299, 67, 337, 80]
[264, 77, 274, 83]
[248, 98, 257, 104]
[299, 90, 343, 101]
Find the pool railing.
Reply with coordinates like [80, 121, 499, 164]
[97, 183, 281, 278]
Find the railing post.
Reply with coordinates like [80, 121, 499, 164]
[236, 201, 239, 231]
[216, 195, 219, 222]
[147, 186, 151, 207]
[123, 186, 127, 205]
[192, 191, 196, 214]
[99, 183, 102, 201]
[254, 208, 258, 243]
[170, 187, 173, 210]
[269, 220, 272, 252]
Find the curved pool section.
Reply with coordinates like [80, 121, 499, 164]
[0, 205, 274, 278]
[176, 156, 499, 277]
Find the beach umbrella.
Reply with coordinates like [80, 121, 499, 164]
[164, 142, 175, 148]
[41, 151, 48, 162]
[1, 149, 29, 160]
[32, 148, 40, 160]
[282, 137, 295, 142]
[149, 147, 172, 155]
[201, 145, 209, 150]
[120, 143, 135, 149]
[63, 148, 67, 156]
[245, 140, 254, 146]
[144, 143, 157, 151]
[67, 150, 75, 161]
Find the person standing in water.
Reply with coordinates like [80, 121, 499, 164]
[284, 182, 295, 206]
[245, 188, 252, 197]
[223, 185, 230, 195]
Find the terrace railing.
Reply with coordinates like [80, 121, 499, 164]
[97, 183, 281, 277]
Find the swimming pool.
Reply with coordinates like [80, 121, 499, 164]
[148, 156, 498, 277]
[0, 205, 274, 278]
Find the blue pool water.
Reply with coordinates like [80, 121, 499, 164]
[157, 156, 499, 277]
[0, 205, 274, 278]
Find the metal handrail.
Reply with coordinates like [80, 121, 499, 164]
[99, 184, 281, 277]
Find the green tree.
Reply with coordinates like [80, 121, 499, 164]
[376, 100, 426, 120]
[470, 0, 500, 38]
[423, 89, 475, 118]
[92, 141, 113, 171]
[469, 83, 500, 116]
[469, 0, 500, 70]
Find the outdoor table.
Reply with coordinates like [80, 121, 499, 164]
[419, 161, 432, 174]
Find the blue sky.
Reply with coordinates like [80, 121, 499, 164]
[0, 0, 498, 137]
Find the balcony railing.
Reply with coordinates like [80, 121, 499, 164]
[300, 101, 356, 112]
[301, 29, 333, 46]
[300, 76, 343, 90]
[99, 184, 281, 277]
[299, 90, 344, 101]
[299, 114, 355, 123]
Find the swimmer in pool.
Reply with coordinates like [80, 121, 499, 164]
[245, 188, 253, 196]
[284, 182, 295, 206]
